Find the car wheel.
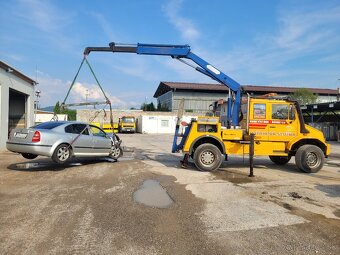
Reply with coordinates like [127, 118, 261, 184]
[194, 144, 222, 171]
[110, 146, 123, 160]
[52, 144, 71, 164]
[269, 155, 291, 165]
[295, 145, 324, 173]
[21, 153, 38, 159]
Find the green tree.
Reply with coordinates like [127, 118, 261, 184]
[141, 102, 156, 111]
[290, 88, 318, 105]
[53, 101, 76, 120]
[54, 101, 60, 114]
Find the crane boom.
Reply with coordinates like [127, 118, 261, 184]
[84, 42, 242, 126]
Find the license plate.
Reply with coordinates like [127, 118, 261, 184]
[14, 132, 27, 138]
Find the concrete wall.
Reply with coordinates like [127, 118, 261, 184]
[0, 68, 35, 150]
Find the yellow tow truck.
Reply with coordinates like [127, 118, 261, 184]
[83, 41, 330, 173]
[179, 96, 330, 173]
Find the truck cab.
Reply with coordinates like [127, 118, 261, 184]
[118, 116, 136, 133]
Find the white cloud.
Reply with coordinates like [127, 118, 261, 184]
[16, 0, 71, 32]
[163, 0, 200, 42]
[198, 4, 340, 87]
[35, 72, 134, 109]
[274, 6, 340, 52]
[70, 82, 125, 107]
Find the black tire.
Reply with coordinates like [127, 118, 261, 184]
[110, 146, 123, 160]
[193, 144, 222, 171]
[269, 155, 291, 165]
[52, 144, 71, 164]
[21, 153, 38, 160]
[295, 145, 324, 173]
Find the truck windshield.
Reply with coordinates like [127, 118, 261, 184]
[122, 117, 135, 123]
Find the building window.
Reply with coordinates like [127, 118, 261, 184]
[161, 120, 169, 127]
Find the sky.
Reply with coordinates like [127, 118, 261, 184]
[1, 0, 340, 109]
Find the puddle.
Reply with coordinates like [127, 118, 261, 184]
[133, 179, 174, 208]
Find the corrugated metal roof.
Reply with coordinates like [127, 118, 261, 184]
[153, 81, 228, 97]
[153, 81, 338, 98]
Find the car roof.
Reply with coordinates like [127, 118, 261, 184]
[41, 121, 88, 125]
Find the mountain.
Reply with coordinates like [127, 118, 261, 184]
[40, 106, 54, 112]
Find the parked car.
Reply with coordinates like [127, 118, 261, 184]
[6, 121, 123, 164]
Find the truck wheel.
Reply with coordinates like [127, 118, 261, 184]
[295, 145, 324, 173]
[110, 146, 123, 160]
[269, 155, 291, 165]
[21, 153, 38, 160]
[194, 144, 222, 171]
[52, 144, 71, 164]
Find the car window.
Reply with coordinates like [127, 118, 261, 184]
[65, 124, 89, 135]
[90, 125, 107, 137]
[31, 122, 64, 129]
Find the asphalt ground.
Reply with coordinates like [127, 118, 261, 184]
[0, 134, 339, 255]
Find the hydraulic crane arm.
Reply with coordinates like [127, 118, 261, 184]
[84, 42, 242, 126]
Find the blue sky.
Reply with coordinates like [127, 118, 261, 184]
[1, 0, 340, 108]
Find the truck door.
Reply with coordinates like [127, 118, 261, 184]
[249, 102, 269, 141]
[268, 103, 298, 142]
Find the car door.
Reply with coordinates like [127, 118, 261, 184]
[89, 125, 112, 155]
[64, 124, 93, 155]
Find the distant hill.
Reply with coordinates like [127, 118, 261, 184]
[40, 106, 54, 112]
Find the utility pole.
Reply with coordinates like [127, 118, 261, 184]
[336, 79, 340, 101]
[34, 90, 41, 124]
[85, 89, 89, 108]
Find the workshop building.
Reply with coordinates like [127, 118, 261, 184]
[0, 61, 36, 150]
[154, 82, 339, 113]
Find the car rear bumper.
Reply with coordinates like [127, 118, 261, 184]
[6, 141, 53, 157]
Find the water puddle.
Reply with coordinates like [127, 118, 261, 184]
[133, 179, 174, 208]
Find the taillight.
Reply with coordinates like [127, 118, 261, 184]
[32, 131, 41, 142]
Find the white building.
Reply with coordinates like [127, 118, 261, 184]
[35, 110, 68, 124]
[136, 115, 196, 134]
[0, 61, 36, 150]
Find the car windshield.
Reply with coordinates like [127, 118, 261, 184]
[31, 122, 65, 130]
[122, 117, 135, 123]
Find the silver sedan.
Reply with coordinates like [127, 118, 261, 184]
[6, 121, 123, 164]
